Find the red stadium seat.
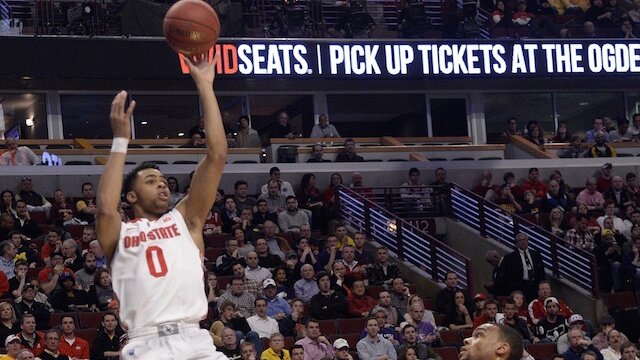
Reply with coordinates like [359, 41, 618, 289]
[318, 319, 337, 335]
[283, 337, 295, 349]
[365, 286, 384, 299]
[434, 314, 446, 327]
[460, 328, 473, 341]
[604, 292, 637, 311]
[75, 328, 99, 346]
[434, 346, 458, 360]
[27, 267, 44, 280]
[439, 330, 461, 346]
[29, 211, 47, 225]
[204, 248, 225, 263]
[337, 318, 366, 334]
[423, 298, 434, 310]
[79, 311, 106, 329]
[526, 342, 558, 360]
[65, 225, 85, 240]
[204, 234, 230, 248]
[217, 276, 233, 291]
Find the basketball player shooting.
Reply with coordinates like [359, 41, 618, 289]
[96, 56, 229, 360]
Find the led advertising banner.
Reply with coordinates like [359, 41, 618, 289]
[181, 39, 640, 78]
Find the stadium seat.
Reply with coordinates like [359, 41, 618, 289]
[283, 337, 295, 349]
[365, 285, 384, 299]
[318, 319, 337, 334]
[423, 298, 434, 310]
[49, 312, 78, 329]
[204, 234, 231, 248]
[127, 144, 144, 149]
[79, 311, 106, 329]
[434, 314, 445, 327]
[434, 346, 458, 360]
[365, 159, 383, 162]
[461, 328, 473, 340]
[439, 330, 461, 346]
[149, 145, 174, 149]
[46, 145, 72, 149]
[65, 161, 92, 165]
[617, 153, 633, 157]
[604, 292, 637, 311]
[66, 225, 85, 240]
[217, 276, 233, 290]
[526, 342, 558, 360]
[337, 318, 366, 334]
[75, 328, 99, 346]
[30, 212, 47, 225]
[204, 248, 225, 262]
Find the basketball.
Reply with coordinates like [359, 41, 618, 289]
[163, 0, 220, 57]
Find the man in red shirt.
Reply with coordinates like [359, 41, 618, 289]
[58, 315, 90, 360]
[521, 168, 548, 201]
[472, 298, 499, 329]
[37, 253, 74, 296]
[527, 281, 573, 325]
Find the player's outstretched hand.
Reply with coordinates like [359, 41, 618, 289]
[184, 54, 216, 88]
[110, 91, 136, 139]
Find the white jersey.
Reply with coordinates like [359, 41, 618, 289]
[111, 208, 207, 330]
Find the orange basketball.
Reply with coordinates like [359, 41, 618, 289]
[163, 0, 220, 57]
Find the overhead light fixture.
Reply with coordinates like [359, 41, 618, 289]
[178, 132, 185, 137]
[141, 121, 148, 125]
[25, 117, 34, 127]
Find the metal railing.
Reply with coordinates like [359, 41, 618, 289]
[337, 185, 473, 291]
[340, 185, 449, 218]
[450, 184, 601, 298]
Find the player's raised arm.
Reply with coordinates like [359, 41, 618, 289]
[176, 57, 227, 245]
[96, 91, 136, 260]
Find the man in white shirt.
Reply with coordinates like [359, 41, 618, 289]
[0, 138, 39, 166]
[260, 167, 294, 197]
[246, 298, 280, 339]
[310, 114, 340, 138]
[244, 252, 272, 283]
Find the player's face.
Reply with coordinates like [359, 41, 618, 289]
[129, 168, 169, 215]
[460, 324, 504, 360]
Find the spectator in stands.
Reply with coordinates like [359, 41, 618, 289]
[48, 190, 75, 227]
[13, 202, 40, 241]
[88, 240, 106, 269]
[357, 317, 397, 360]
[598, 163, 615, 192]
[3, 334, 23, 359]
[563, 329, 603, 360]
[588, 131, 617, 157]
[0, 241, 16, 279]
[609, 118, 633, 141]
[389, 278, 410, 317]
[377, 291, 402, 326]
[500, 232, 546, 301]
[294, 264, 319, 303]
[599, 329, 626, 360]
[242, 342, 258, 360]
[206, 272, 224, 309]
[444, 290, 473, 331]
[278, 196, 310, 234]
[472, 298, 499, 329]
[491, 2, 509, 27]
[528, 281, 572, 325]
[534, 297, 568, 343]
[402, 303, 439, 347]
[604, 177, 635, 215]
[78, 225, 96, 251]
[501, 117, 521, 140]
[236, 115, 261, 148]
[51, 271, 90, 312]
[521, 168, 548, 202]
[90, 312, 121, 360]
[188, 116, 206, 139]
[577, 177, 606, 211]
[15, 178, 51, 214]
[620, 343, 638, 360]
[219, 328, 243, 360]
[323, 173, 343, 219]
[216, 239, 244, 276]
[299, 174, 325, 231]
[218, 277, 256, 318]
[295, 319, 335, 360]
[247, 298, 280, 339]
[232, 262, 264, 299]
[625, 173, 640, 204]
[263, 220, 291, 261]
[253, 199, 278, 231]
[316, 234, 341, 273]
[261, 167, 295, 197]
[16, 314, 44, 357]
[310, 114, 340, 138]
[57, 315, 89, 360]
[310, 271, 348, 320]
[485, 251, 507, 297]
[556, 314, 589, 353]
[545, 207, 567, 237]
[0, 138, 39, 166]
[14, 283, 50, 331]
[0, 190, 16, 218]
[565, 214, 595, 250]
[330, 260, 351, 297]
[591, 315, 628, 350]
[404, 295, 436, 330]
[9, 232, 35, 268]
[622, 235, 640, 290]
[594, 228, 623, 292]
[39, 250, 74, 295]
[586, 0, 615, 27]
[72, 252, 96, 292]
[261, 333, 289, 360]
[60, 239, 81, 273]
[0, 302, 19, 345]
[435, 271, 472, 315]
[269, 111, 296, 139]
[221, 196, 242, 234]
[256, 237, 285, 272]
[400, 168, 429, 214]
[211, 301, 260, 352]
[336, 139, 364, 162]
[353, 232, 374, 265]
[234, 180, 257, 213]
[597, 200, 630, 236]
[0, 215, 14, 242]
[245, 251, 272, 284]
[524, 124, 546, 146]
[368, 246, 402, 286]
[615, 19, 639, 37]
[630, 114, 640, 138]
[501, 298, 532, 344]
[473, 170, 499, 198]
[41, 329, 69, 360]
[87, 268, 115, 311]
[75, 182, 96, 224]
[586, 118, 610, 143]
[259, 181, 287, 215]
[347, 279, 377, 317]
[560, 136, 586, 158]
[550, 122, 571, 143]
[307, 144, 330, 163]
[541, 180, 572, 213]
[332, 338, 353, 360]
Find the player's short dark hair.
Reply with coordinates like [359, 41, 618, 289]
[496, 325, 524, 360]
[123, 162, 160, 196]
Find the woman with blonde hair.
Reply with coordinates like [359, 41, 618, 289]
[402, 294, 436, 329]
[0, 301, 19, 344]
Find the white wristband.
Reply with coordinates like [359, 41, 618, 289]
[111, 137, 129, 153]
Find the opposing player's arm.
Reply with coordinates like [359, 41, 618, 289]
[96, 91, 136, 260]
[176, 57, 227, 247]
